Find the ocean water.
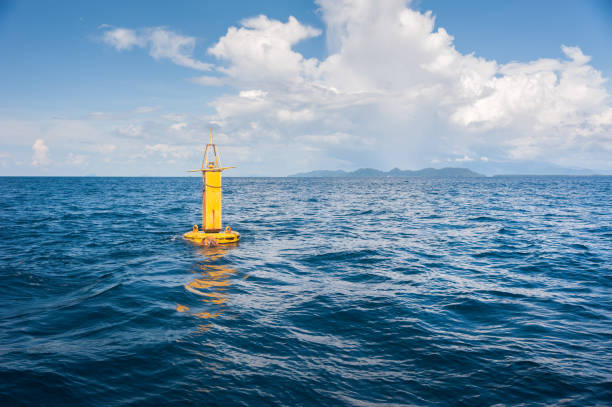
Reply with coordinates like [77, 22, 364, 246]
[0, 176, 611, 406]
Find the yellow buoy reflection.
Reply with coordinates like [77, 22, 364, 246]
[176, 304, 190, 312]
[177, 245, 238, 331]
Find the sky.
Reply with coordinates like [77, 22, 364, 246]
[1, 0, 611, 176]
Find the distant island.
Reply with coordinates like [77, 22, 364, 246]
[290, 167, 484, 178]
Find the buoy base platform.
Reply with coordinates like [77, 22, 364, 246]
[184, 225, 240, 245]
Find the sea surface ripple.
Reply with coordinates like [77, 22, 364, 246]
[0, 176, 611, 406]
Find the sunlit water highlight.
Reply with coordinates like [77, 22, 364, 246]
[0, 176, 611, 406]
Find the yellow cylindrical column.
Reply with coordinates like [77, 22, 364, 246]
[204, 170, 222, 232]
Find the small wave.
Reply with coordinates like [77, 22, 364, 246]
[473, 250, 526, 259]
[497, 227, 516, 235]
[468, 215, 500, 222]
[420, 214, 443, 219]
[300, 248, 386, 265]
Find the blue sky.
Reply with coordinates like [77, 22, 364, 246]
[1, 0, 611, 175]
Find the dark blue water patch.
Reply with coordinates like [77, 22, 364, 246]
[0, 176, 611, 406]
[497, 225, 516, 235]
[468, 215, 501, 222]
[299, 248, 388, 267]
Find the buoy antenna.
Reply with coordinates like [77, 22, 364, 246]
[201, 127, 221, 170]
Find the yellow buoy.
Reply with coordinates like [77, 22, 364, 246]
[184, 129, 240, 245]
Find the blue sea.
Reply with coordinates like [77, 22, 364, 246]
[1, 176, 611, 406]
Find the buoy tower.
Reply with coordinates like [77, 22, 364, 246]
[184, 129, 240, 245]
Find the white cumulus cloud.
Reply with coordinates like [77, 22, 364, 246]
[145, 143, 193, 159]
[116, 123, 144, 137]
[68, 153, 86, 166]
[170, 122, 187, 131]
[102, 26, 212, 71]
[191, 75, 225, 86]
[209, 15, 321, 85]
[96, 144, 117, 154]
[95, 0, 612, 175]
[32, 139, 50, 166]
[198, 0, 612, 172]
